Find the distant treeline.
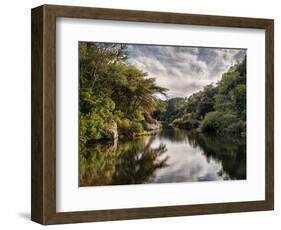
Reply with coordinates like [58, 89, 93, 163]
[154, 57, 246, 137]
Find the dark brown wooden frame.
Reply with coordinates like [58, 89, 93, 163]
[31, 4, 274, 225]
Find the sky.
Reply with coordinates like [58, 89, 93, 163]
[127, 44, 246, 98]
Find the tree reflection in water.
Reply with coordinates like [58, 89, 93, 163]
[79, 137, 168, 186]
[186, 132, 246, 180]
[79, 127, 246, 186]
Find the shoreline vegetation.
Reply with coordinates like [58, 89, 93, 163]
[156, 57, 246, 138]
[79, 42, 246, 148]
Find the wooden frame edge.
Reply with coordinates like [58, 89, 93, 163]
[31, 5, 44, 224]
[31, 4, 274, 225]
[265, 19, 274, 211]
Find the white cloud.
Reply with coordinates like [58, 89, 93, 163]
[127, 45, 246, 98]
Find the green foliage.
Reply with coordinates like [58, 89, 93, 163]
[116, 118, 143, 138]
[214, 59, 246, 119]
[157, 56, 247, 137]
[184, 84, 218, 119]
[172, 113, 200, 130]
[196, 59, 247, 137]
[79, 42, 167, 145]
[79, 89, 116, 144]
[79, 41, 246, 144]
[199, 111, 245, 136]
[230, 84, 246, 119]
[156, 97, 187, 122]
[80, 113, 104, 143]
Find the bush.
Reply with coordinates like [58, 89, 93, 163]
[79, 91, 116, 144]
[117, 118, 143, 138]
[199, 111, 243, 136]
[79, 113, 105, 144]
[130, 122, 143, 134]
[172, 113, 200, 130]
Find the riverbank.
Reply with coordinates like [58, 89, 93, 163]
[133, 129, 161, 138]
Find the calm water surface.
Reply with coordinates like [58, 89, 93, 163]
[80, 126, 246, 186]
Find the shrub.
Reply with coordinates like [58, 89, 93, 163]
[117, 118, 143, 138]
[199, 111, 242, 136]
[172, 113, 200, 130]
[130, 122, 143, 134]
[79, 113, 106, 144]
[79, 91, 116, 144]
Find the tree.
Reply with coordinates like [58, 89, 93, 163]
[79, 42, 168, 144]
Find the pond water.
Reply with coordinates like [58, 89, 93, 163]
[79, 126, 246, 186]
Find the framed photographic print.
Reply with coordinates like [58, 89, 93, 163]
[31, 4, 274, 225]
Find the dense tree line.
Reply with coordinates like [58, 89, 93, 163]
[156, 57, 246, 137]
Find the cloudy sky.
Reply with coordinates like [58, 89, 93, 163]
[127, 44, 246, 98]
